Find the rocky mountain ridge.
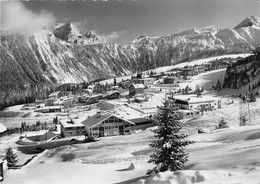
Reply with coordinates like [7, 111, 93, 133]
[1, 16, 260, 109]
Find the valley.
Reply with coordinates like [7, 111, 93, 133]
[1, 1, 260, 183]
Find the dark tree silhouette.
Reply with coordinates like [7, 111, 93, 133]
[148, 93, 194, 173]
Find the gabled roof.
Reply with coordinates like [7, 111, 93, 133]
[129, 117, 151, 124]
[81, 112, 134, 128]
[49, 91, 61, 97]
[103, 91, 120, 97]
[38, 131, 60, 142]
[130, 84, 145, 89]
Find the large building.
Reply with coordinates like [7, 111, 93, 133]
[60, 119, 86, 138]
[173, 95, 220, 111]
[48, 91, 61, 99]
[132, 78, 155, 86]
[129, 84, 145, 96]
[81, 112, 135, 137]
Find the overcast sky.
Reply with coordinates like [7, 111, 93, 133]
[1, 0, 260, 44]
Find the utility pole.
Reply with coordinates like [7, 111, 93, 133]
[239, 93, 252, 126]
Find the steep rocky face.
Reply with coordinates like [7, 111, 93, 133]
[53, 23, 103, 45]
[234, 16, 260, 29]
[0, 30, 138, 109]
[1, 16, 260, 109]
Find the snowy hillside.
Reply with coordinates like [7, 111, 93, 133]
[1, 16, 260, 109]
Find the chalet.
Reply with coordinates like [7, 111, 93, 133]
[193, 65, 206, 74]
[83, 88, 93, 96]
[81, 112, 135, 137]
[78, 94, 89, 103]
[87, 85, 95, 91]
[60, 119, 86, 138]
[179, 68, 195, 76]
[86, 94, 102, 105]
[178, 109, 201, 119]
[129, 84, 145, 96]
[44, 98, 55, 106]
[103, 91, 120, 100]
[48, 91, 61, 99]
[132, 78, 155, 86]
[173, 95, 220, 112]
[34, 106, 62, 113]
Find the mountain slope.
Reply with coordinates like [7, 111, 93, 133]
[1, 16, 260, 109]
[223, 48, 260, 90]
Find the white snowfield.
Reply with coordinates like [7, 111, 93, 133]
[3, 124, 260, 184]
[2, 53, 260, 184]
[100, 53, 251, 85]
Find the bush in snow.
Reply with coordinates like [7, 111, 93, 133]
[148, 92, 194, 173]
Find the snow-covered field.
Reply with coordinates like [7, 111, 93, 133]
[2, 124, 260, 184]
[100, 53, 251, 85]
[1, 53, 260, 184]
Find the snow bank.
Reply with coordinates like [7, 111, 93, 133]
[134, 170, 233, 184]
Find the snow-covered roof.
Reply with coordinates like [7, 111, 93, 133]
[49, 91, 61, 97]
[38, 131, 60, 142]
[0, 123, 7, 133]
[130, 84, 145, 89]
[81, 112, 134, 128]
[60, 119, 85, 128]
[174, 95, 220, 104]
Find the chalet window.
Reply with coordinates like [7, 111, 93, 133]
[109, 119, 114, 123]
[92, 127, 98, 131]
[105, 126, 109, 129]
[115, 126, 118, 128]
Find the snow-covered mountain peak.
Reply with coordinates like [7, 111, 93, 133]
[234, 16, 260, 29]
[53, 23, 103, 45]
[53, 23, 81, 41]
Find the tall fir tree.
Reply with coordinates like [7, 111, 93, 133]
[5, 147, 18, 169]
[148, 93, 194, 173]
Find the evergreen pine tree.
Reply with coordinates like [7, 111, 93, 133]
[148, 93, 194, 173]
[5, 147, 18, 169]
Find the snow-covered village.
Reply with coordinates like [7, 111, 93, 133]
[1, 1, 260, 184]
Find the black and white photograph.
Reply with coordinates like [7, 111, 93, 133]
[0, 0, 260, 183]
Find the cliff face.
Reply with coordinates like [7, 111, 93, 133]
[1, 16, 260, 109]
